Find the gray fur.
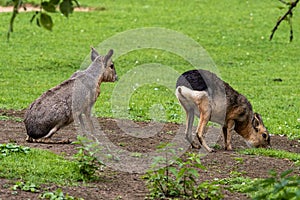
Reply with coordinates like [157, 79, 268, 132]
[24, 48, 117, 143]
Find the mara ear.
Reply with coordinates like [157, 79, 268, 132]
[103, 49, 114, 66]
[91, 47, 100, 61]
[252, 113, 262, 131]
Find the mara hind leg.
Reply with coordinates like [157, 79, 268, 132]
[185, 109, 201, 149]
[26, 124, 71, 144]
[178, 98, 200, 149]
[195, 111, 214, 152]
[195, 97, 214, 152]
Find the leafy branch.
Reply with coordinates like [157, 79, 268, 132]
[7, 0, 80, 41]
[143, 143, 223, 199]
[270, 0, 299, 42]
[245, 169, 300, 200]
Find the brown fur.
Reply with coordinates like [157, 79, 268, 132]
[24, 48, 117, 143]
[176, 69, 270, 152]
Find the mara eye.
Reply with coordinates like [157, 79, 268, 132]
[262, 133, 267, 139]
[110, 63, 114, 69]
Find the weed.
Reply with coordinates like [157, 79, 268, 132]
[0, 143, 30, 158]
[40, 188, 83, 200]
[72, 136, 105, 181]
[118, 142, 126, 147]
[165, 130, 175, 135]
[130, 152, 143, 158]
[239, 148, 300, 163]
[245, 169, 300, 200]
[0, 115, 23, 122]
[229, 170, 245, 177]
[144, 143, 223, 199]
[218, 168, 300, 199]
[295, 160, 300, 167]
[233, 157, 244, 164]
[211, 143, 222, 150]
[217, 176, 255, 193]
[12, 181, 40, 193]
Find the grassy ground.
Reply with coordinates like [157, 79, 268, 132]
[0, 0, 299, 139]
[0, 147, 82, 185]
[0, 2, 299, 199]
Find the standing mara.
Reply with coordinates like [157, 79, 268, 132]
[176, 69, 270, 152]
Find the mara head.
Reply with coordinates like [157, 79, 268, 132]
[91, 47, 118, 82]
[246, 113, 271, 148]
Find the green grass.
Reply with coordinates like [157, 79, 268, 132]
[239, 148, 300, 163]
[219, 148, 300, 198]
[218, 176, 255, 193]
[0, 115, 23, 122]
[0, 0, 299, 139]
[0, 147, 83, 185]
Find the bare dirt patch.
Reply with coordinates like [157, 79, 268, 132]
[0, 109, 299, 200]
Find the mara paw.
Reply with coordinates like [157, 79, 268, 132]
[191, 141, 201, 149]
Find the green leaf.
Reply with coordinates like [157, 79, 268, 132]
[12, 185, 19, 190]
[50, 0, 60, 5]
[280, 169, 293, 178]
[177, 168, 186, 179]
[194, 163, 206, 170]
[187, 168, 199, 178]
[59, 0, 74, 18]
[156, 142, 169, 149]
[72, 0, 80, 7]
[269, 169, 277, 177]
[168, 167, 178, 177]
[40, 13, 53, 31]
[41, 1, 56, 13]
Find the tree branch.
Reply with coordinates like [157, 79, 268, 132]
[7, 0, 23, 41]
[7, 0, 79, 41]
[270, 0, 299, 42]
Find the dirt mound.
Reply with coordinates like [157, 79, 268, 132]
[0, 109, 299, 199]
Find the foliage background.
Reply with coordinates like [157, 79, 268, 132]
[0, 0, 299, 138]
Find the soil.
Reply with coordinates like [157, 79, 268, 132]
[0, 109, 299, 200]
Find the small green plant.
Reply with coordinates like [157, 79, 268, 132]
[114, 196, 122, 200]
[245, 169, 300, 200]
[130, 152, 143, 158]
[233, 157, 244, 164]
[0, 143, 30, 158]
[229, 170, 245, 177]
[72, 136, 105, 181]
[165, 130, 175, 135]
[12, 181, 40, 193]
[144, 143, 223, 199]
[239, 148, 300, 163]
[218, 176, 255, 193]
[0, 115, 23, 122]
[210, 143, 222, 150]
[40, 188, 83, 200]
